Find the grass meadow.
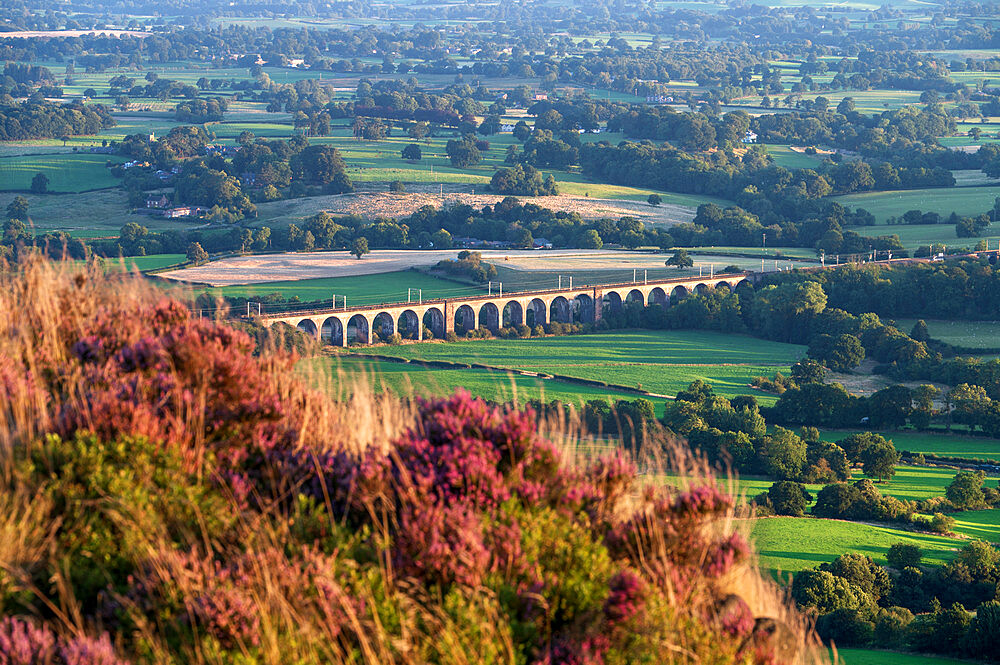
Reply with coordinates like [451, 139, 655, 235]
[892, 319, 1000, 350]
[750, 517, 961, 572]
[1, 190, 200, 238]
[836, 648, 976, 665]
[0, 153, 123, 192]
[738, 464, 977, 504]
[107, 254, 187, 272]
[856, 222, 1000, 250]
[306, 354, 667, 414]
[834, 185, 1000, 224]
[818, 428, 1000, 461]
[349, 329, 805, 401]
[488, 258, 773, 294]
[766, 145, 825, 170]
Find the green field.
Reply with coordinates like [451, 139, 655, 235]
[854, 222, 1000, 250]
[349, 329, 806, 401]
[837, 648, 975, 665]
[952, 509, 1000, 543]
[819, 428, 1000, 461]
[766, 145, 826, 170]
[751, 517, 961, 572]
[689, 246, 819, 259]
[489, 262, 762, 293]
[952, 169, 999, 187]
[893, 319, 1000, 350]
[108, 254, 187, 272]
[859, 465, 959, 502]
[0, 153, 123, 193]
[834, 185, 1000, 225]
[306, 354, 668, 413]
[739, 465, 966, 504]
[207, 269, 486, 306]
[3, 190, 201, 238]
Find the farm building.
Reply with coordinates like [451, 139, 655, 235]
[146, 195, 169, 209]
[163, 207, 202, 219]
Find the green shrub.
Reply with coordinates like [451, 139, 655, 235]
[15, 433, 231, 612]
[873, 606, 913, 648]
[816, 608, 874, 647]
[929, 512, 956, 534]
[887, 543, 923, 569]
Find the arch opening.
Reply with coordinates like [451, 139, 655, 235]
[573, 294, 595, 323]
[397, 310, 420, 340]
[670, 285, 688, 304]
[549, 296, 570, 324]
[526, 298, 546, 327]
[602, 291, 623, 314]
[321, 317, 344, 346]
[346, 314, 370, 345]
[372, 312, 395, 342]
[423, 307, 445, 339]
[647, 287, 668, 307]
[478, 302, 500, 333]
[296, 319, 318, 338]
[455, 304, 476, 334]
[502, 300, 523, 327]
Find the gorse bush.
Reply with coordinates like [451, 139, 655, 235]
[0, 258, 823, 664]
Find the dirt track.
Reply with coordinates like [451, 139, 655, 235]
[254, 191, 696, 228]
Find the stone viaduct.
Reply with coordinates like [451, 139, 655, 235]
[252, 272, 755, 346]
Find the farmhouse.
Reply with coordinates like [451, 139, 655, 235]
[162, 207, 202, 218]
[146, 195, 169, 209]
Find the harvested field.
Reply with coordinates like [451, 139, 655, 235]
[162, 249, 463, 285]
[162, 248, 694, 286]
[254, 191, 697, 227]
[0, 29, 151, 37]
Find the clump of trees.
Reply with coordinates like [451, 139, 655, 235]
[791, 546, 1000, 660]
[490, 164, 557, 196]
[0, 99, 114, 140]
[174, 97, 228, 122]
[446, 134, 484, 168]
[434, 250, 497, 283]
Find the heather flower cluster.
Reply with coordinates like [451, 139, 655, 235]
[61, 297, 301, 467]
[0, 617, 125, 665]
[264, 389, 783, 663]
[0, 261, 818, 665]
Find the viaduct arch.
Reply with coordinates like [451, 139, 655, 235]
[258, 273, 754, 347]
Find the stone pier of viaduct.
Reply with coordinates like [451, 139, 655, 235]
[252, 272, 755, 346]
